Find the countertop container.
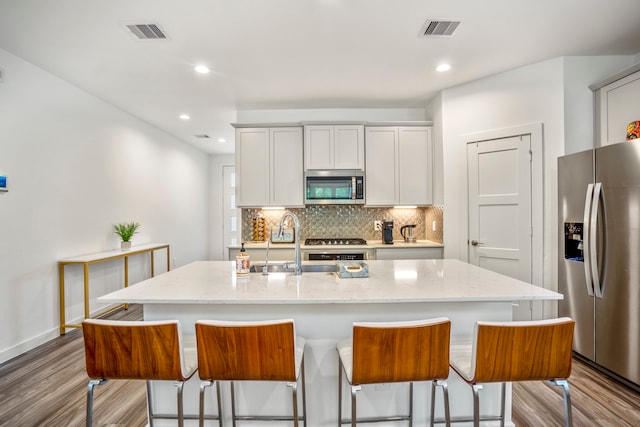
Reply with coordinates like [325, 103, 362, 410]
[337, 261, 369, 278]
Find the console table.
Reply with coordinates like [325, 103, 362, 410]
[58, 243, 170, 335]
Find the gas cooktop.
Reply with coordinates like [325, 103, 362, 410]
[304, 238, 367, 246]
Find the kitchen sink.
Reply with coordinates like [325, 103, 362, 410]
[249, 263, 338, 274]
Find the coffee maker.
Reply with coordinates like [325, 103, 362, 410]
[382, 220, 394, 244]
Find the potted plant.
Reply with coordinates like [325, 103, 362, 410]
[113, 222, 141, 250]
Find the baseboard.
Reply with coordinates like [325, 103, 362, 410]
[0, 327, 60, 365]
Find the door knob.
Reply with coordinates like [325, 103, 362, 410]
[470, 240, 484, 246]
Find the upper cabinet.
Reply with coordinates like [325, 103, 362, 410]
[235, 127, 304, 207]
[304, 124, 365, 170]
[592, 66, 640, 146]
[365, 126, 433, 206]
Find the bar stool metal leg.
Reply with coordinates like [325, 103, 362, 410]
[301, 358, 307, 427]
[500, 382, 506, 427]
[430, 380, 451, 427]
[549, 379, 573, 427]
[146, 380, 155, 427]
[231, 382, 237, 427]
[350, 385, 360, 427]
[409, 382, 414, 427]
[338, 358, 343, 427]
[199, 380, 223, 427]
[176, 381, 185, 427]
[86, 379, 107, 427]
[471, 384, 482, 427]
[288, 380, 299, 427]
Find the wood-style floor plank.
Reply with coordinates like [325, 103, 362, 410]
[1, 305, 639, 426]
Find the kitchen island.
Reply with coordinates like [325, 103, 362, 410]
[98, 259, 562, 427]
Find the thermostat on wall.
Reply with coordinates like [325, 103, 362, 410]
[0, 175, 7, 192]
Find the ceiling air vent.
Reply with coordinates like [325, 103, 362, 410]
[419, 20, 460, 37]
[126, 23, 167, 40]
[194, 134, 211, 139]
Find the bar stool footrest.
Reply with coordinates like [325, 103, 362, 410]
[432, 414, 504, 424]
[340, 415, 411, 424]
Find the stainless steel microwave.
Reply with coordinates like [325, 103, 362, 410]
[304, 170, 365, 205]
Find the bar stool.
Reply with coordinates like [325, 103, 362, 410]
[195, 319, 307, 427]
[447, 317, 575, 427]
[82, 319, 201, 427]
[336, 317, 452, 427]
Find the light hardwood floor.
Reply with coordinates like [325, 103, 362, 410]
[1, 305, 639, 426]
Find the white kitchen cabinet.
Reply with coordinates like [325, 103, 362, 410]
[595, 69, 640, 146]
[304, 125, 364, 170]
[365, 126, 433, 206]
[375, 247, 443, 260]
[235, 127, 303, 207]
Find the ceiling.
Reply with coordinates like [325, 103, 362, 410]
[1, 0, 640, 155]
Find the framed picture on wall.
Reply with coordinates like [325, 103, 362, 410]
[0, 175, 7, 192]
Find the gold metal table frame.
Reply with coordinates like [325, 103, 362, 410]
[58, 243, 170, 335]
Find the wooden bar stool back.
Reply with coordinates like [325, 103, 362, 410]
[82, 319, 199, 427]
[337, 317, 452, 427]
[448, 317, 575, 427]
[195, 319, 306, 427]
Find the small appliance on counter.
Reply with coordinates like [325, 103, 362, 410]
[400, 224, 417, 243]
[382, 220, 394, 244]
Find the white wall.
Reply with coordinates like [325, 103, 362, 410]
[0, 48, 210, 363]
[237, 108, 427, 123]
[439, 55, 638, 319]
[441, 58, 565, 319]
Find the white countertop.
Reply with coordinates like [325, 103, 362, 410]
[228, 239, 443, 250]
[98, 259, 561, 305]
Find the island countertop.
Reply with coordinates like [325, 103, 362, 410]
[97, 258, 561, 305]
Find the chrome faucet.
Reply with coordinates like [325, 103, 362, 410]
[262, 238, 270, 275]
[278, 210, 302, 275]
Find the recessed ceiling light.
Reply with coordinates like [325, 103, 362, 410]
[436, 64, 451, 72]
[217, 138, 226, 143]
[179, 114, 190, 120]
[194, 65, 210, 74]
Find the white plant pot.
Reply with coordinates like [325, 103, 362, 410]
[121, 241, 132, 251]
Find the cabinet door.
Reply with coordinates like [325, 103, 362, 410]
[304, 125, 334, 170]
[398, 127, 432, 205]
[334, 125, 365, 170]
[375, 247, 443, 260]
[236, 128, 270, 207]
[598, 70, 640, 146]
[365, 127, 398, 206]
[271, 127, 304, 207]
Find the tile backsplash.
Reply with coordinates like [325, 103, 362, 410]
[241, 205, 444, 243]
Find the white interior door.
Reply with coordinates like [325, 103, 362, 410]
[467, 135, 533, 320]
[223, 166, 240, 260]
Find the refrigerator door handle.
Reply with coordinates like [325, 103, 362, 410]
[583, 183, 595, 296]
[590, 182, 604, 299]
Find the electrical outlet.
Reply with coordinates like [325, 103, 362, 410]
[374, 220, 382, 231]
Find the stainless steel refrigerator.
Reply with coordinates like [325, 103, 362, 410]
[558, 141, 640, 389]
